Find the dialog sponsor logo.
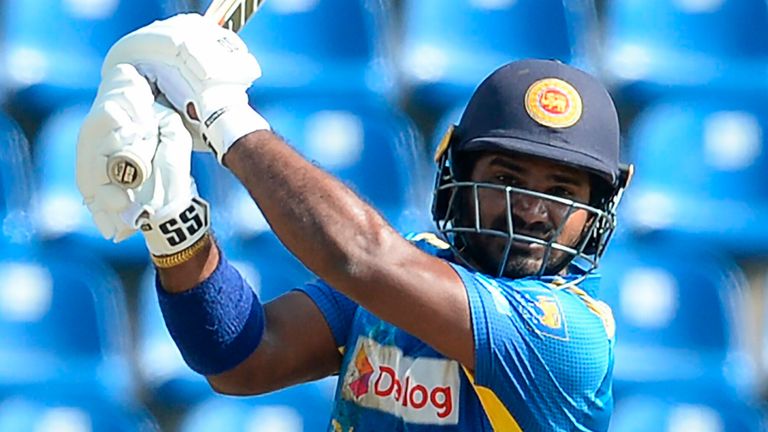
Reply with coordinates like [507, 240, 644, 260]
[341, 337, 460, 425]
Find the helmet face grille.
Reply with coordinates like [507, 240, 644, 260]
[431, 150, 622, 278]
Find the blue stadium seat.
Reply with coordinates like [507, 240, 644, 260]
[179, 380, 336, 432]
[0, 389, 158, 432]
[240, 0, 396, 102]
[33, 102, 219, 265]
[598, 236, 755, 397]
[621, 97, 768, 256]
[0, 243, 136, 404]
[609, 383, 765, 432]
[399, 0, 598, 116]
[1, 0, 169, 114]
[0, 111, 34, 246]
[603, 0, 768, 104]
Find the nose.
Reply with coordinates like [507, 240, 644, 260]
[511, 192, 549, 227]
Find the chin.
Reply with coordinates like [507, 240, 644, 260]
[501, 258, 544, 278]
[501, 251, 573, 278]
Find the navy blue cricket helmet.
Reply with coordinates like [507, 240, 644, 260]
[432, 59, 633, 278]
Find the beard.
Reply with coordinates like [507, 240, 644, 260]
[450, 189, 588, 278]
[460, 232, 574, 278]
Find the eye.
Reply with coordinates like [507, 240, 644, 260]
[493, 174, 518, 186]
[549, 186, 576, 199]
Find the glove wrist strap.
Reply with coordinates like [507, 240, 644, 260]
[203, 104, 270, 163]
[142, 196, 211, 257]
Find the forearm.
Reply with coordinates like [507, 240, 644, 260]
[224, 130, 399, 288]
[223, 130, 475, 367]
[156, 234, 220, 294]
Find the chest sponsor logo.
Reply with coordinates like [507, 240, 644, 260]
[341, 337, 460, 425]
[522, 289, 569, 340]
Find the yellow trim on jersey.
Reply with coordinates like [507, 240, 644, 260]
[409, 232, 451, 249]
[562, 286, 616, 340]
[463, 367, 523, 432]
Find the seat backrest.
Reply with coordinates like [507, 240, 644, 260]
[0, 245, 130, 364]
[610, 384, 765, 432]
[241, 0, 385, 62]
[605, 0, 768, 60]
[599, 236, 741, 355]
[0, 390, 158, 432]
[180, 381, 335, 432]
[402, 0, 596, 65]
[628, 98, 768, 201]
[621, 97, 768, 252]
[0, 111, 33, 244]
[33, 104, 92, 238]
[240, 0, 395, 98]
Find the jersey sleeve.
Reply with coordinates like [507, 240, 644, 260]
[449, 263, 614, 431]
[294, 279, 358, 351]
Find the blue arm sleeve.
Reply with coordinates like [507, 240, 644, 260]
[294, 280, 358, 350]
[449, 263, 614, 432]
[156, 254, 264, 375]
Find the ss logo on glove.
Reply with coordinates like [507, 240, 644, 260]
[147, 197, 210, 247]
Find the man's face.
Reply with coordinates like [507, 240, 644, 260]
[457, 152, 593, 278]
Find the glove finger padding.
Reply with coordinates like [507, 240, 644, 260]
[133, 102, 210, 257]
[77, 63, 160, 241]
[102, 13, 270, 164]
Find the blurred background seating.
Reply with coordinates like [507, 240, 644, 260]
[178, 381, 335, 432]
[0, 244, 137, 405]
[602, 0, 768, 107]
[0, 387, 159, 432]
[241, 0, 398, 104]
[2, 0, 768, 430]
[0, 0, 173, 137]
[621, 96, 768, 258]
[609, 384, 765, 432]
[600, 235, 755, 396]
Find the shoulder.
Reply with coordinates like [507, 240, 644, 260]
[463, 269, 614, 343]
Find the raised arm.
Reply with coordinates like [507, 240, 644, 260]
[223, 131, 475, 369]
[76, 59, 346, 396]
[84, 14, 475, 393]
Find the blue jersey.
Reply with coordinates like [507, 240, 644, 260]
[296, 233, 615, 431]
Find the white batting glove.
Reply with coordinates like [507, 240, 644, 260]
[102, 13, 270, 164]
[77, 64, 210, 257]
[77, 63, 161, 242]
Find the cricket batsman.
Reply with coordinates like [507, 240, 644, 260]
[76, 14, 632, 431]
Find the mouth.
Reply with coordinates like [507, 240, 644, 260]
[513, 230, 554, 245]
